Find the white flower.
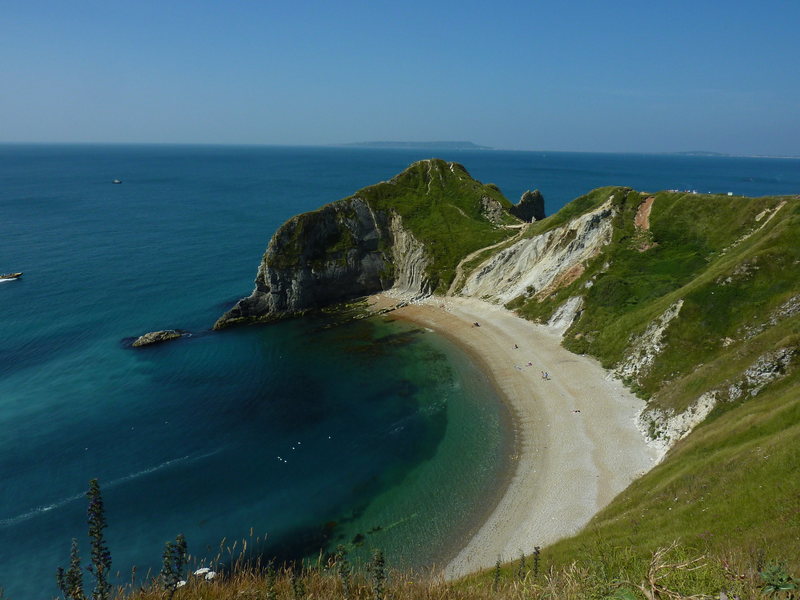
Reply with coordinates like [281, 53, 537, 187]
[194, 567, 210, 576]
[205, 570, 216, 580]
[176, 580, 187, 588]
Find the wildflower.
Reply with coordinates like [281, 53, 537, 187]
[176, 580, 186, 588]
[194, 567, 210, 576]
[205, 571, 216, 580]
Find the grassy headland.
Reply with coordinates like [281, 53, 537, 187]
[354, 159, 519, 291]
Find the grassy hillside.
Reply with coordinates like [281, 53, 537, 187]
[355, 159, 519, 292]
[541, 374, 800, 569]
[508, 190, 798, 407]
[499, 189, 800, 579]
[110, 548, 778, 600]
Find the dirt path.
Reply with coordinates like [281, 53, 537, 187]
[635, 196, 655, 230]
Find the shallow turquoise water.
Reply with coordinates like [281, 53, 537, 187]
[1, 145, 797, 598]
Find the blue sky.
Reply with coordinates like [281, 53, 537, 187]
[2, 0, 798, 154]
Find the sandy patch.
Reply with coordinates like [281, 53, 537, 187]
[370, 294, 660, 578]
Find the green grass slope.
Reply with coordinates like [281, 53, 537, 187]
[503, 189, 800, 572]
[510, 190, 798, 405]
[543, 372, 800, 572]
[354, 159, 519, 292]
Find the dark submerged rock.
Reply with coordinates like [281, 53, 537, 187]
[131, 329, 183, 348]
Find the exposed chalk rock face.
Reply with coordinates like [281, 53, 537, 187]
[479, 196, 508, 225]
[548, 296, 584, 335]
[132, 330, 183, 347]
[214, 198, 432, 328]
[638, 344, 796, 457]
[510, 190, 545, 222]
[387, 214, 432, 300]
[637, 392, 718, 458]
[215, 159, 516, 328]
[737, 293, 800, 342]
[728, 346, 796, 400]
[459, 200, 615, 304]
[615, 300, 684, 384]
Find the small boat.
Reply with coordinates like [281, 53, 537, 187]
[0, 272, 22, 279]
[112, 179, 122, 184]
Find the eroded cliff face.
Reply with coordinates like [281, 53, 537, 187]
[215, 159, 518, 328]
[459, 199, 615, 305]
[638, 345, 797, 456]
[387, 213, 432, 300]
[214, 198, 431, 329]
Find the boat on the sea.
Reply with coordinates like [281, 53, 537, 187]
[0, 272, 23, 280]
[112, 179, 122, 184]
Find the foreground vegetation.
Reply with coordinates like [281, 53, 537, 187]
[40, 479, 798, 600]
[63, 542, 799, 600]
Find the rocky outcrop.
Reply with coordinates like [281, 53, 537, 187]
[459, 199, 615, 304]
[736, 294, 800, 342]
[615, 300, 684, 384]
[726, 346, 796, 400]
[638, 344, 797, 456]
[510, 190, 545, 222]
[214, 159, 517, 328]
[480, 196, 508, 225]
[386, 214, 431, 300]
[132, 330, 183, 348]
[214, 198, 431, 329]
[547, 296, 584, 334]
[637, 392, 718, 457]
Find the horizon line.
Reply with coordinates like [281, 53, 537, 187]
[0, 140, 797, 160]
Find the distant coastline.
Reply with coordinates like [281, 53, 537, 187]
[3, 142, 798, 159]
[665, 150, 800, 159]
[341, 141, 493, 150]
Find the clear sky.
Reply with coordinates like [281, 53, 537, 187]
[2, 0, 798, 154]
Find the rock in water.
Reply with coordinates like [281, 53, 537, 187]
[510, 190, 545, 222]
[131, 330, 183, 348]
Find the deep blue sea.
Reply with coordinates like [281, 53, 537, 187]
[1, 144, 798, 599]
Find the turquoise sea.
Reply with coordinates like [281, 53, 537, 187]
[1, 145, 798, 599]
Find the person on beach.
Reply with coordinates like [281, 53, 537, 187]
[514, 344, 518, 349]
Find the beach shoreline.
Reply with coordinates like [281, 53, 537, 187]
[370, 294, 661, 578]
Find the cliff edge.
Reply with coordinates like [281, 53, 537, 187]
[214, 159, 519, 329]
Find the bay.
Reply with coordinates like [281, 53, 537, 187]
[1, 144, 798, 598]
